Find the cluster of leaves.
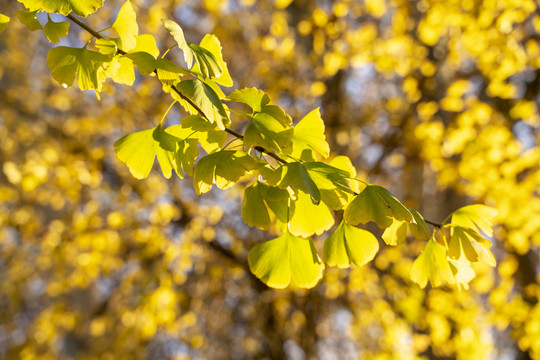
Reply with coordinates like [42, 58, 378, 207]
[3, 0, 498, 290]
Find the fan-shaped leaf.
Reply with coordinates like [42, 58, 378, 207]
[244, 112, 293, 151]
[323, 220, 379, 268]
[16, 10, 42, 31]
[19, 0, 104, 17]
[175, 79, 230, 130]
[112, 0, 138, 51]
[288, 191, 334, 237]
[288, 108, 330, 159]
[410, 237, 456, 288]
[43, 19, 69, 43]
[451, 204, 497, 237]
[162, 19, 193, 68]
[248, 231, 324, 289]
[193, 151, 257, 194]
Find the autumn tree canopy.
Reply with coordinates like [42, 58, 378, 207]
[0, 0, 539, 359]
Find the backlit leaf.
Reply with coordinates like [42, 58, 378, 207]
[175, 79, 230, 130]
[270, 162, 320, 205]
[20, 0, 104, 17]
[244, 112, 293, 151]
[451, 204, 497, 237]
[323, 220, 379, 268]
[226, 87, 270, 112]
[195, 34, 232, 86]
[47, 46, 109, 91]
[242, 182, 272, 230]
[189, 43, 223, 79]
[409, 208, 431, 241]
[114, 128, 155, 179]
[248, 231, 324, 289]
[344, 184, 392, 228]
[304, 161, 354, 210]
[130, 34, 160, 58]
[180, 115, 226, 154]
[43, 19, 69, 43]
[162, 19, 193, 68]
[382, 219, 408, 246]
[112, 0, 138, 51]
[288, 191, 334, 237]
[288, 108, 330, 159]
[16, 10, 42, 31]
[410, 236, 456, 288]
[193, 150, 257, 194]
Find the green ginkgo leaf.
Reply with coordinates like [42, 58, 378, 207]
[410, 236, 456, 288]
[98, 55, 135, 86]
[344, 184, 413, 228]
[382, 219, 408, 246]
[19, 0, 104, 17]
[344, 184, 392, 228]
[323, 220, 379, 268]
[114, 128, 155, 179]
[226, 88, 269, 111]
[112, 0, 138, 51]
[47, 46, 109, 91]
[451, 204, 497, 237]
[289, 191, 334, 237]
[0, 14, 10, 34]
[162, 19, 193, 68]
[287, 108, 330, 159]
[269, 162, 320, 205]
[242, 182, 272, 230]
[248, 231, 324, 289]
[174, 79, 230, 130]
[447, 226, 496, 266]
[195, 34, 232, 86]
[409, 208, 431, 241]
[304, 162, 354, 210]
[16, 10, 42, 31]
[114, 125, 197, 179]
[180, 115, 226, 154]
[43, 19, 69, 43]
[193, 150, 257, 194]
[130, 34, 160, 57]
[189, 43, 223, 79]
[244, 112, 293, 151]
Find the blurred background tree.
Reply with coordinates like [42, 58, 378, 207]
[1, 0, 539, 359]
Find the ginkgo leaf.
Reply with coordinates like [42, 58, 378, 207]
[447, 226, 496, 266]
[449, 256, 476, 291]
[162, 125, 198, 178]
[304, 162, 354, 210]
[126, 51, 157, 75]
[189, 43, 223, 79]
[269, 162, 320, 205]
[344, 184, 413, 228]
[451, 204, 497, 237]
[20, 0, 104, 17]
[98, 55, 135, 86]
[47, 46, 109, 91]
[162, 19, 193, 68]
[288, 191, 334, 237]
[194, 34, 233, 86]
[95, 38, 121, 55]
[288, 108, 330, 159]
[226, 87, 270, 112]
[174, 79, 230, 130]
[244, 112, 293, 151]
[193, 150, 257, 194]
[0, 14, 10, 33]
[130, 34, 160, 57]
[242, 182, 271, 230]
[382, 219, 408, 246]
[410, 236, 456, 288]
[43, 19, 69, 43]
[374, 186, 414, 222]
[114, 125, 198, 179]
[344, 184, 392, 228]
[248, 231, 324, 289]
[112, 0, 138, 51]
[409, 208, 431, 241]
[155, 58, 186, 84]
[16, 10, 42, 31]
[180, 115, 226, 154]
[114, 128, 155, 179]
[323, 220, 379, 268]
